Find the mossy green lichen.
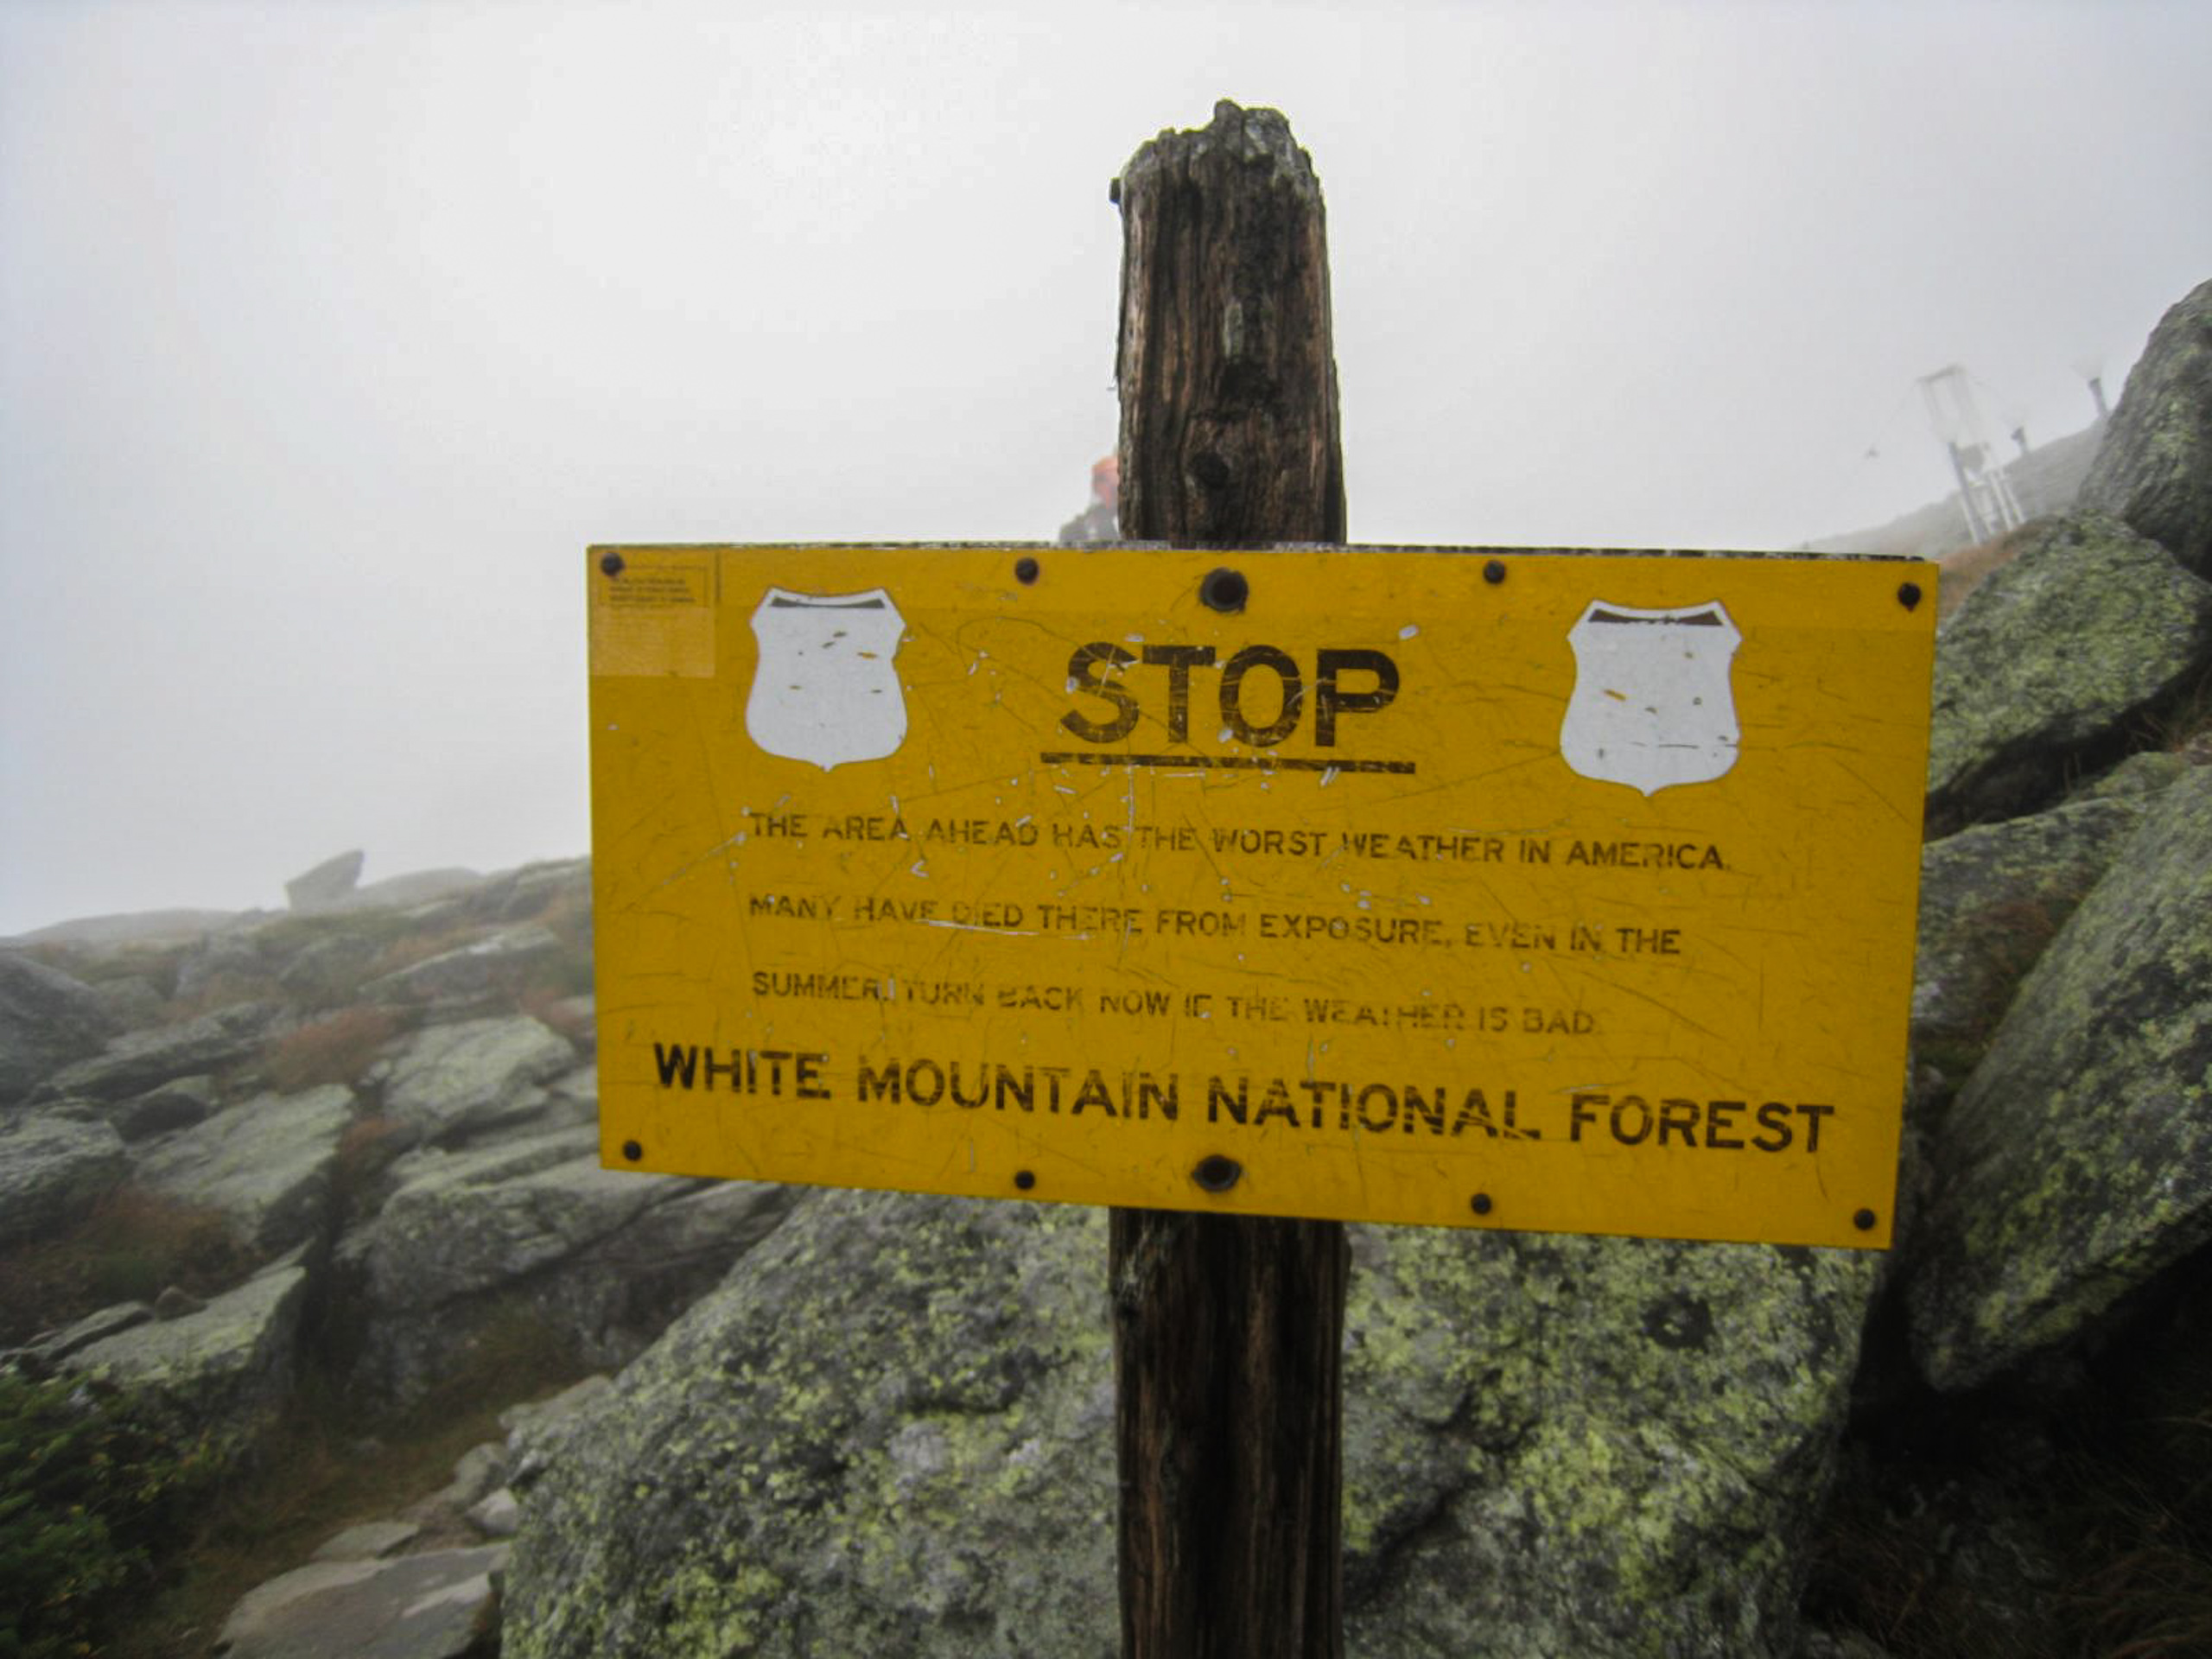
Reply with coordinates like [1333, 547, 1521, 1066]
[2080, 277, 2212, 577]
[1343, 1226, 1876, 1656]
[504, 1191, 1118, 1658]
[508, 1186, 1878, 1659]
[1925, 511, 2212, 832]
[1911, 766, 2212, 1389]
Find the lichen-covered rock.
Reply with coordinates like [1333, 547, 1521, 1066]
[1910, 766, 2212, 1390]
[1910, 794, 2152, 1091]
[505, 1188, 1877, 1659]
[6, 1299, 153, 1374]
[468, 1487, 520, 1538]
[503, 1190, 1116, 1659]
[89, 970, 168, 1032]
[479, 858, 592, 925]
[1802, 1631, 1900, 1659]
[1923, 511, 2212, 835]
[111, 1071, 219, 1139]
[2080, 276, 2212, 577]
[136, 1084, 354, 1252]
[342, 865, 486, 912]
[368, 1014, 573, 1142]
[64, 1256, 308, 1435]
[409, 1441, 512, 1531]
[0, 950, 118, 1103]
[556, 1177, 793, 1350]
[173, 925, 278, 1005]
[272, 926, 392, 1004]
[215, 1543, 506, 1659]
[347, 1132, 663, 1310]
[1338, 1227, 1878, 1658]
[312, 1520, 422, 1563]
[540, 1065, 598, 1127]
[364, 924, 567, 1009]
[335, 1128, 790, 1399]
[285, 848, 365, 913]
[502, 1375, 613, 1485]
[35, 999, 287, 1103]
[2080, 747, 2193, 799]
[367, 1126, 602, 1217]
[0, 1110, 130, 1246]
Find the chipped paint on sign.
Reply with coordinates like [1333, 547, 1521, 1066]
[588, 543, 1937, 1249]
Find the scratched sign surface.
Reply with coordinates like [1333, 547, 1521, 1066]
[588, 544, 1936, 1249]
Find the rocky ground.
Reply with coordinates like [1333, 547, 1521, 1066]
[2, 857, 794, 1656]
[4, 276, 2210, 1657]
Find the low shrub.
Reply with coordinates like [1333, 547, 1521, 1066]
[0, 1370, 222, 1659]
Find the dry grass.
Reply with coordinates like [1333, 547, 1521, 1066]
[1810, 1464, 2212, 1659]
[2141, 670, 2212, 762]
[2069, 1533, 2212, 1657]
[0, 1186, 255, 1346]
[1969, 886, 2082, 992]
[1915, 882, 2091, 1087]
[261, 1006, 404, 1094]
[355, 912, 593, 1008]
[518, 982, 594, 1043]
[1808, 1501, 2035, 1656]
[357, 918, 484, 984]
[328, 1113, 412, 1226]
[1810, 1314, 2212, 1659]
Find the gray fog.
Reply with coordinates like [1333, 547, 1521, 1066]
[3, 2, 2208, 935]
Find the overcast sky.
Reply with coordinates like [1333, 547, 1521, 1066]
[2, 1, 2207, 937]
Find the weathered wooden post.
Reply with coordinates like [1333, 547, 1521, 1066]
[1109, 99, 1348, 1659]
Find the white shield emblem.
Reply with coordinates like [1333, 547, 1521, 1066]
[746, 587, 908, 770]
[1560, 601, 1741, 796]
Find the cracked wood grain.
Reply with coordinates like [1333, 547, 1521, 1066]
[1109, 99, 1350, 1659]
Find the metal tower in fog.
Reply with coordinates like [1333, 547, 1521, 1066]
[1919, 365, 2026, 543]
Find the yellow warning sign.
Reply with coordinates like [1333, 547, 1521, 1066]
[588, 543, 1936, 1249]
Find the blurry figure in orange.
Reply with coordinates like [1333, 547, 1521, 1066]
[1056, 454, 1120, 546]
